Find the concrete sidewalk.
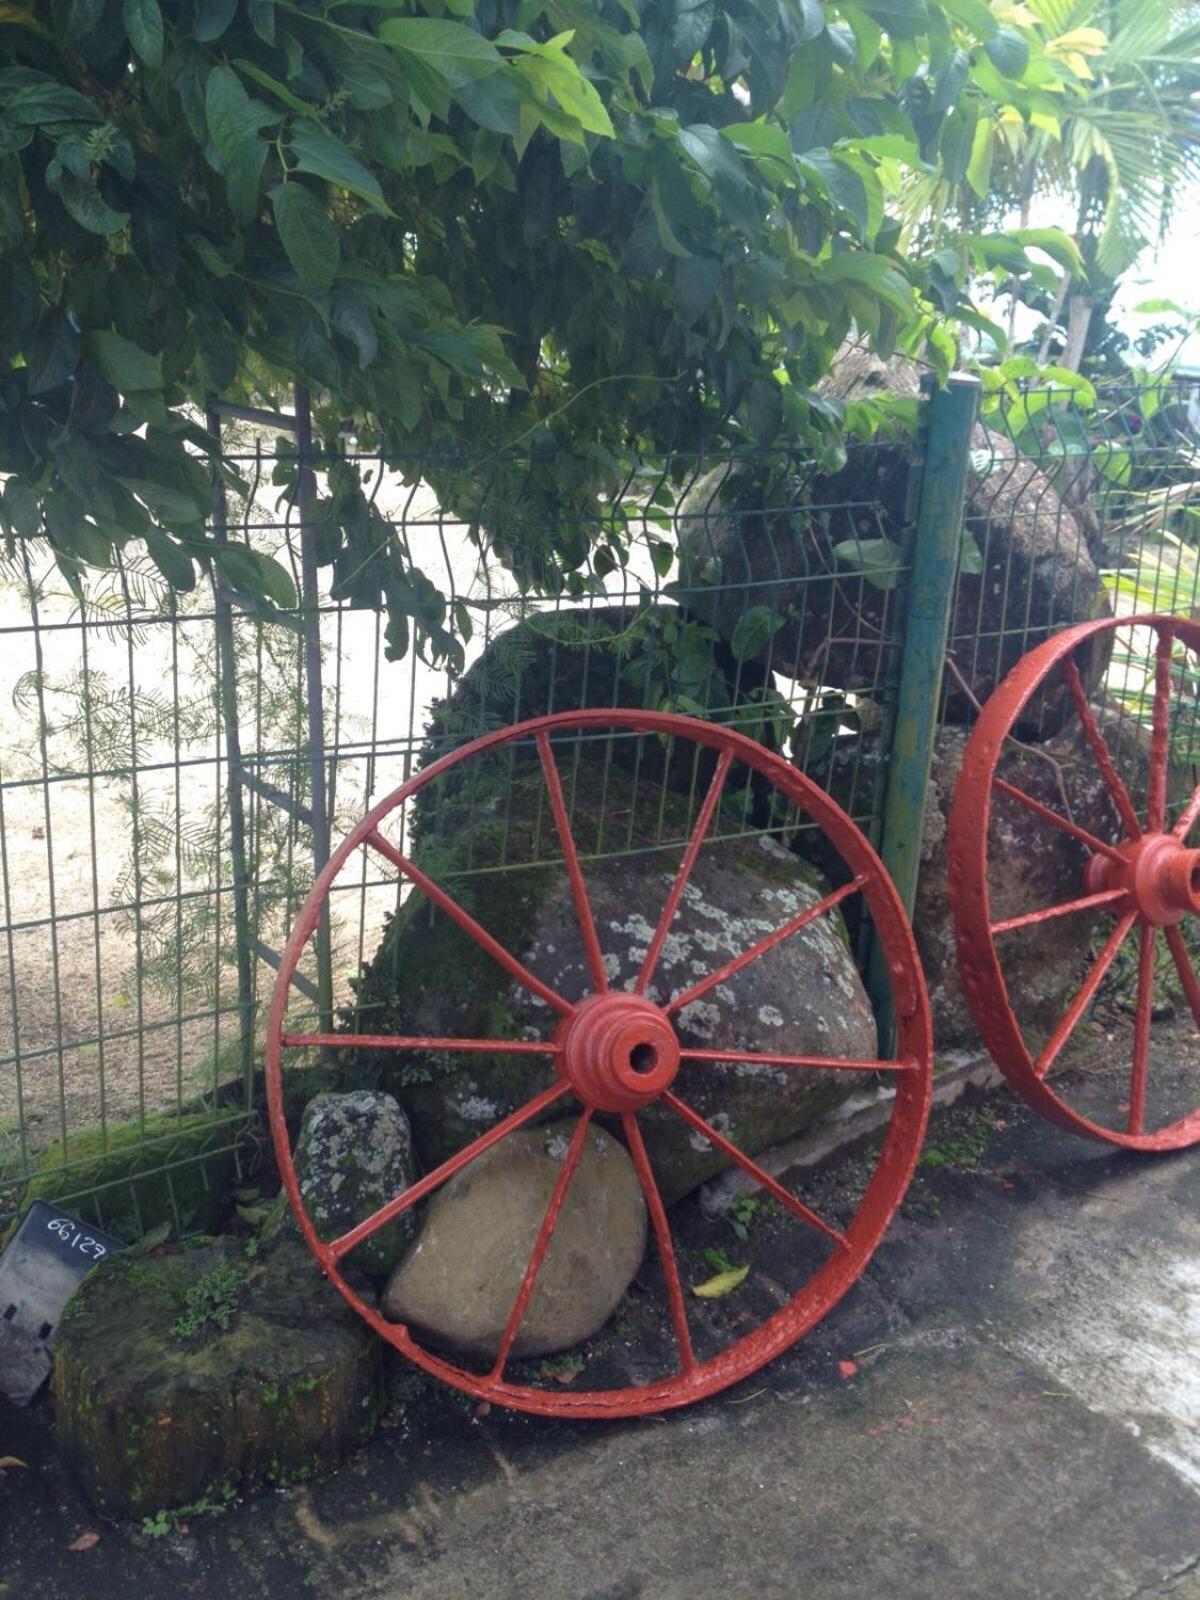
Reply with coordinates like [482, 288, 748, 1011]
[4, 1090, 1199, 1600]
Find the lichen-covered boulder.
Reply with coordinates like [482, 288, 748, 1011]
[382, 1118, 645, 1359]
[53, 1238, 381, 1519]
[675, 365, 1108, 732]
[268, 1091, 418, 1279]
[350, 766, 877, 1205]
[798, 698, 1188, 1056]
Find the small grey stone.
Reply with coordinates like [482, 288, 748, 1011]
[275, 1090, 418, 1279]
[381, 1118, 646, 1360]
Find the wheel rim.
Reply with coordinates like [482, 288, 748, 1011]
[265, 709, 932, 1418]
[948, 614, 1200, 1151]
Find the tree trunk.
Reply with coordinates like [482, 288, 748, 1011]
[1062, 292, 1095, 373]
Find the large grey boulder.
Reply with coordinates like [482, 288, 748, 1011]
[415, 605, 776, 828]
[350, 767, 877, 1205]
[675, 357, 1108, 734]
[381, 1118, 646, 1360]
[270, 1091, 418, 1279]
[799, 698, 1187, 1057]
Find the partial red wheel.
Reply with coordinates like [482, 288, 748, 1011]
[949, 614, 1200, 1150]
[265, 710, 932, 1418]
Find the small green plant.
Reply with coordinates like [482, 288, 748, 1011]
[726, 1194, 763, 1242]
[700, 1244, 739, 1276]
[919, 1126, 989, 1171]
[141, 1510, 172, 1539]
[169, 1262, 247, 1339]
[535, 1352, 585, 1383]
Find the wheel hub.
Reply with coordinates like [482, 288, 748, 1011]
[556, 992, 681, 1112]
[1084, 833, 1200, 926]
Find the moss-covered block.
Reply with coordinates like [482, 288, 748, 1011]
[53, 1237, 382, 1519]
[5, 1110, 248, 1245]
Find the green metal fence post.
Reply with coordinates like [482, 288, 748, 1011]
[293, 384, 335, 1032]
[871, 371, 980, 1045]
[205, 406, 256, 1102]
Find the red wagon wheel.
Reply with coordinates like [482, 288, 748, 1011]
[265, 709, 931, 1418]
[949, 614, 1200, 1150]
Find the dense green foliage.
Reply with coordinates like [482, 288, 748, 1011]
[1, 0, 1080, 659]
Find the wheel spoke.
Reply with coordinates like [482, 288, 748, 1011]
[329, 1081, 568, 1261]
[622, 1113, 695, 1375]
[993, 778, 1125, 863]
[662, 1090, 849, 1250]
[990, 886, 1128, 937]
[635, 748, 734, 995]
[536, 731, 608, 994]
[665, 876, 865, 1017]
[679, 1047, 915, 1073]
[1172, 783, 1200, 842]
[367, 828, 573, 1017]
[488, 1111, 593, 1380]
[1060, 657, 1142, 840]
[282, 1031, 559, 1057]
[1128, 923, 1155, 1136]
[1164, 924, 1200, 1033]
[1034, 910, 1137, 1080]
[1147, 625, 1175, 833]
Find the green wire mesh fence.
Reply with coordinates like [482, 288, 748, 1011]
[2, 373, 1198, 1232]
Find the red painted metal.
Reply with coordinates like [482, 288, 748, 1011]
[948, 614, 1200, 1151]
[265, 709, 933, 1417]
[635, 746, 733, 993]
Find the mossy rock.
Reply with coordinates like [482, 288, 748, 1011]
[53, 1237, 382, 1520]
[675, 411, 1108, 734]
[265, 1090, 418, 1280]
[350, 762, 876, 1204]
[3, 1110, 246, 1247]
[797, 697, 1191, 1055]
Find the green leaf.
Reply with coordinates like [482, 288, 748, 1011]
[983, 27, 1029, 79]
[118, 477, 208, 525]
[378, 19, 503, 87]
[206, 66, 276, 223]
[940, 103, 976, 185]
[289, 123, 389, 213]
[935, 0, 997, 38]
[212, 543, 298, 608]
[89, 330, 163, 393]
[959, 531, 984, 574]
[193, 0, 237, 42]
[1132, 298, 1188, 317]
[2, 478, 40, 538]
[831, 537, 903, 589]
[188, 233, 236, 277]
[858, 0, 928, 38]
[730, 604, 784, 660]
[143, 529, 196, 590]
[123, 0, 163, 66]
[51, 170, 129, 235]
[965, 116, 994, 197]
[5, 83, 102, 128]
[1009, 227, 1084, 275]
[691, 1264, 749, 1298]
[271, 183, 340, 291]
[234, 61, 315, 116]
[506, 39, 614, 137]
[248, 0, 275, 44]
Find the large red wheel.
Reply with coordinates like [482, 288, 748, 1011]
[949, 614, 1200, 1150]
[265, 710, 931, 1418]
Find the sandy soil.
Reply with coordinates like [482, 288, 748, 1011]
[0, 472, 667, 1167]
